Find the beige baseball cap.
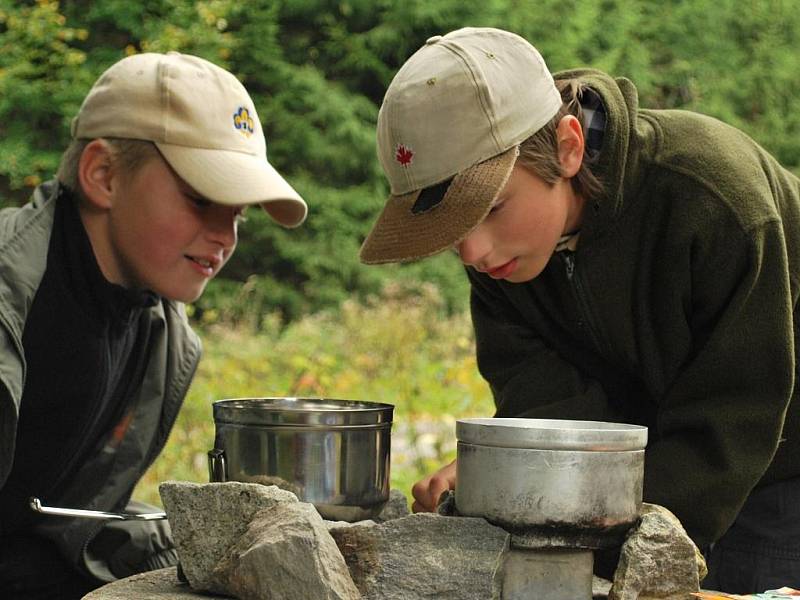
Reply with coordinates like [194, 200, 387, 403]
[359, 27, 561, 263]
[72, 52, 307, 228]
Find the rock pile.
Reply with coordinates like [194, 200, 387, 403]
[159, 482, 705, 600]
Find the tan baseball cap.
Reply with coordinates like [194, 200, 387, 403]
[359, 27, 561, 263]
[72, 52, 307, 228]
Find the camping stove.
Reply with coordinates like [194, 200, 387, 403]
[454, 418, 648, 600]
[500, 524, 625, 599]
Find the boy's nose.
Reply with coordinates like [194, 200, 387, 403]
[456, 227, 491, 267]
[205, 206, 238, 249]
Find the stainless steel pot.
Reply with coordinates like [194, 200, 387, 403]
[208, 397, 393, 522]
[455, 418, 647, 539]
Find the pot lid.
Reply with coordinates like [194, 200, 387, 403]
[456, 418, 647, 451]
[213, 397, 394, 427]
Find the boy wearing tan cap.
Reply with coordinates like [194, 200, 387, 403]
[361, 27, 800, 592]
[0, 52, 306, 598]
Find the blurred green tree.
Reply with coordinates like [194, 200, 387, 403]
[2, 0, 799, 322]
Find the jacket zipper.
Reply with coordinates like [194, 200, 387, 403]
[560, 252, 615, 360]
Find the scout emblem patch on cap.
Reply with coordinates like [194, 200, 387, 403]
[233, 106, 255, 137]
[359, 27, 561, 264]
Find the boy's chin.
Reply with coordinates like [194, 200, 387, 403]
[505, 259, 547, 283]
[157, 284, 208, 304]
[178, 289, 206, 304]
[505, 270, 537, 284]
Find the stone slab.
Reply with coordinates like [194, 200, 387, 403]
[82, 567, 226, 599]
[81, 565, 724, 600]
[330, 512, 509, 599]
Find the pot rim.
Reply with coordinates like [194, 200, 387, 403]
[456, 418, 647, 451]
[213, 397, 394, 426]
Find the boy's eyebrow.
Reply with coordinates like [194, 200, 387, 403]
[165, 158, 212, 203]
[178, 178, 211, 202]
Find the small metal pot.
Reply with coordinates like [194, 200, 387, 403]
[208, 397, 393, 522]
[455, 418, 647, 541]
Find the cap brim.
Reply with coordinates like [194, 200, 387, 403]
[359, 146, 519, 264]
[156, 143, 308, 228]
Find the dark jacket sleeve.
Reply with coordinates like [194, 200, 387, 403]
[83, 501, 178, 581]
[640, 218, 794, 547]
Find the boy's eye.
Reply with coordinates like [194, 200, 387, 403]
[188, 194, 211, 208]
[488, 200, 504, 214]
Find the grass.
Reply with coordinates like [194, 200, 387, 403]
[133, 283, 494, 507]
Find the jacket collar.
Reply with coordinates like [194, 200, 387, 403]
[553, 69, 652, 246]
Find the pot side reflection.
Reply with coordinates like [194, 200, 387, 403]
[209, 398, 393, 522]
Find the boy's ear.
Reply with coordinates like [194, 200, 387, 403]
[77, 139, 115, 210]
[556, 115, 585, 179]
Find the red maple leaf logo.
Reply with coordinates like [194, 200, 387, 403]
[395, 144, 414, 166]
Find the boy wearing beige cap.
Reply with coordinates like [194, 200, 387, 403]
[0, 52, 306, 598]
[361, 27, 800, 592]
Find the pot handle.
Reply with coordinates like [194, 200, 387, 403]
[208, 448, 227, 482]
[29, 497, 166, 521]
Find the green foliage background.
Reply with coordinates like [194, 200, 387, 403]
[2, 0, 800, 502]
[3, 0, 800, 320]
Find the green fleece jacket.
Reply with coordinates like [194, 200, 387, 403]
[468, 69, 800, 547]
[0, 181, 202, 580]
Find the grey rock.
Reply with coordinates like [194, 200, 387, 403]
[609, 503, 708, 600]
[325, 519, 376, 530]
[214, 502, 360, 600]
[330, 512, 509, 600]
[236, 474, 304, 499]
[158, 481, 297, 594]
[436, 489, 459, 516]
[82, 567, 227, 599]
[593, 575, 613, 598]
[373, 489, 410, 522]
[324, 488, 417, 530]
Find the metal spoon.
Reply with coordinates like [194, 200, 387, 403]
[29, 497, 167, 521]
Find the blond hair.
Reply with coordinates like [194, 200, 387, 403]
[56, 138, 160, 198]
[517, 79, 604, 202]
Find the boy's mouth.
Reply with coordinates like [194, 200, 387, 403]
[191, 257, 213, 268]
[486, 258, 518, 279]
[186, 254, 220, 276]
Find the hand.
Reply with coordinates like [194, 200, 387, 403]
[411, 459, 457, 513]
